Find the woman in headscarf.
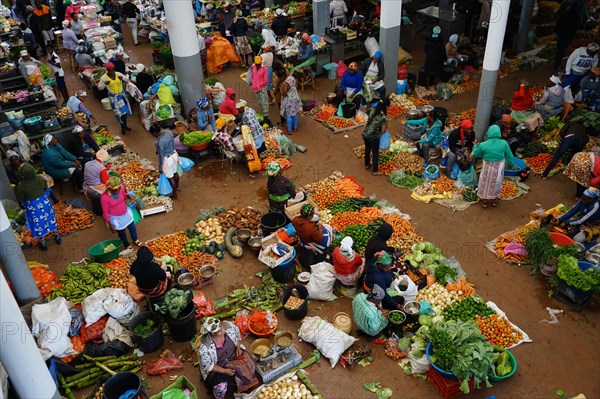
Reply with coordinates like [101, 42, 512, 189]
[196, 97, 217, 132]
[5, 150, 24, 185]
[360, 51, 386, 100]
[15, 164, 62, 250]
[266, 161, 296, 213]
[445, 34, 459, 69]
[407, 109, 444, 165]
[510, 81, 543, 133]
[130, 246, 170, 298]
[563, 151, 600, 198]
[333, 236, 364, 287]
[83, 149, 110, 215]
[496, 114, 518, 155]
[364, 222, 394, 264]
[279, 67, 302, 135]
[41, 134, 83, 192]
[69, 125, 99, 165]
[195, 318, 258, 399]
[67, 90, 96, 123]
[218, 88, 239, 123]
[363, 99, 389, 175]
[100, 175, 142, 249]
[271, 8, 291, 38]
[555, 187, 600, 228]
[337, 61, 364, 109]
[423, 26, 446, 91]
[446, 119, 475, 178]
[97, 62, 132, 135]
[353, 284, 388, 336]
[75, 43, 95, 71]
[231, 9, 253, 69]
[250, 56, 270, 117]
[298, 33, 314, 64]
[364, 251, 403, 310]
[292, 203, 333, 254]
[472, 125, 517, 208]
[535, 75, 565, 120]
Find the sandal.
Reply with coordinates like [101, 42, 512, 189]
[492, 199, 499, 207]
[135, 240, 143, 246]
[479, 201, 488, 209]
[365, 164, 372, 170]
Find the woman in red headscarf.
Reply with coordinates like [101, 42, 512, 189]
[218, 88, 239, 123]
[496, 114, 518, 155]
[446, 119, 475, 177]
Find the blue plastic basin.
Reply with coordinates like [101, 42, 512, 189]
[505, 157, 525, 176]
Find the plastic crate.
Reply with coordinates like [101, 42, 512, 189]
[29, 92, 45, 102]
[407, 264, 427, 289]
[403, 124, 423, 141]
[428, 365, 473, 399]
[43, 118, 60, 129]
[0, 122, 14, 138]
[256, 345, 302, 384]
[553, 280, 593, 310]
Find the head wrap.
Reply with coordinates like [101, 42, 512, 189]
[43, 134, 53, 147]
[349, 62, 358, 70]
[107, 175, 121, 190]
[584, 187, 599, 198]
[300, 203, 314, 219]
[449, 34, 458, 45]
[135, 246, 154, 263]
[549, 75, 562, 85]
[368, 284, 386, 301]
[202, 317, 221, 334]
[215, 118, 226, 130]
[255, 55, 262, 64]
[486, 124, 501, 139]
[339, 236, 354, 259]
[236, 99, 247, 108]
[501, 114, 513, 124]
[105, 62, 115, 70]
[6, 150, 19, 159]
[460, 120, 473, 129]
[76, 90, 87, 97]
[261, 42, 272, 49]
[375, 250, 392, 266]
[205, 3, 213, 9]
[586, 43, 599, 52]
[20, 163, 36, 180]
[275, 8, 283, 15]
[96, 149, 109, 162]
[20, 49, 28, 57]
[196, 97, 209, 108]
[373, 51, 382, 60]
[432, 25, 441, 38]
[266, 162, 281, 177]
[301, 33, 312, 44]
[235, 9, 242, 16]
[136, 63, 145, 73]
[72, 125, 84, 134]
[62, 20, 70, 28]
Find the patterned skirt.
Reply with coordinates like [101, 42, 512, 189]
[564, 151, 593, 186]
[233, 36, 253, 57]
[477, 160, 505, 199]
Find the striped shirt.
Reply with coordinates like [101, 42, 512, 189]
[352, 293, 388, 336]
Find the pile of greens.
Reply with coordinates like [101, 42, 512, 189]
[552, 244, 579, 259]
[557, 255, 600, 292]
[204, 77, 220, 86]
[181, 131, 214, 146]
[362, 382, 392, 399]
[132, 319, 156, 336]
[404, 242, 446, 269]
[427, 320, 496, 394]
[568, 108, 600, 132]
[525, 228, 554, 273]
[328, 197, 377, 215]
[389, 172, 424, 190]
[442, 296, 496, 321]
[540, 116, 563, 135]
[215, 272, 281, 312]
[155, 288, 191, 319]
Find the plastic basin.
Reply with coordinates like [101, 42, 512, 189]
[426, 342, 455, 377]
[87, 239, 122, 262]
[550, 232, 576, 247]
[504, 157, 525, 176]
[248, 311, 279, 337]
[190, 142, 209, 151]
[489, 350, 517, 381]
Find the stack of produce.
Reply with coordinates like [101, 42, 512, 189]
[141, 195, 173, 212]
[48, 262, 110, 303]
[195, 217, 225, 245]
[389, 93, 414, 108]
[500, 180, 519, 199]
[54, 203, 94, 235]
[182, 253, 218, 280]
[416, 282, 458, 312]
[314, 105, 336, 122]
[105, 258, 131, 289]
[92, 126, 114, 145]
[146, 232, 189, 258]
[31, 264, 62, 297]
[329, 208, 380, 231]
[392, 152, 424, 174]
[117, 162, 157, 195]
[442, 296, 496, 321]
[304, 171, 344, 194]
[476, 314, 523, 348]
[327, 116, 357, 130]
[214, 272, 282, 315]
[525, 153, 560, 174]
[445, 108, 477, 130]
[261, 156, 291, 171]
[216, 207, 261, 231]
[387, 106, 406, 119]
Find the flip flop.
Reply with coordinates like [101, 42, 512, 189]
[479, 201, 488, 209]
[492, 199, 499, 207]
[373, 172, 383, 176]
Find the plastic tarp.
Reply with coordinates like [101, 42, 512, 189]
[206, 36, 241, 74]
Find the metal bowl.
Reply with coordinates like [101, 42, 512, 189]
[406, 108, 422, 119]
[199, 264, 216, 279]
[177, 272, 196, 288]
[575, 242, 586, 253]
[248, 237, 262, 254]
[403, 301, 421, 316]
[421, 105, 434, 114]
[585, 252, 600, 264]
[250, 338, 272, 357]
[236, 228, 252, 244]
[274, 331, 293, 348]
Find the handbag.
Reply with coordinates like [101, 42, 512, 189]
[157, 173, 173, 196]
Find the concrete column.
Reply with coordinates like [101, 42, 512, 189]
[0, 271, 60, 399]
[379, 0, 403, 95]
[517, 0, 534, 54]
[312, 0, 329, 36]
[474, 0, 510, 141]
[0, 201, 40, 304]
[0, 162, 17, 203]
[163, 0, 204, 114]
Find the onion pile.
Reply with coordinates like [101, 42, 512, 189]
[416, 282, 459, 313]
[257, 376, 318, 399]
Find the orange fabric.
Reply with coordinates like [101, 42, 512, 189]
[33, 5, 50, 16]
[206, 36, 241, 74]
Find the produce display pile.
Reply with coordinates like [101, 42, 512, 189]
[48, 262, 110, 304]
[54, 202, 95, 236]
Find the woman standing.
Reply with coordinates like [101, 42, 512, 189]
[150, 124, 180, 199]
[423, 26, 446, 91]
[100, 175, 142, 249]
[97, 62, 132, 135]
[15, 164, 62, 251]
[472, 125, 517, 208]
[231, 10, 253, 68]
[279, 68, 302, 135]
[196, 318, 259, 399]
[266, 161, 296, 213]
[362, 99, 389, 176]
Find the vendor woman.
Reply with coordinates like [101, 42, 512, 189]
[196, 318, 258, 399]
[129, 246, 170, 298]
[292, 203, 333, 255]
[364, 222, 394, 264]
[360, 51, 386, 99]
[364, 250, 403, 310]
[333, 236, 364, 287]
[555, 187, 600, 227]
[336, 62, 364, 109]
[197, 97, 217, 132]
[266, 162, 295, 213]
[510, 81, 543, 132]
[352, 284, 388, 336]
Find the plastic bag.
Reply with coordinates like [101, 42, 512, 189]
[397, 47, 412, 64]
[450, 163, 460, 180]
[31, 297, 75, 360]
[245, 67, 252, 85]
[82, 288, 112, 325]
[180, 157, 194, 172]
[306, 262, 337, 301]
[407, 352, 429, 374]
[379, 131, 391, 151]
[162, 389, 188, 399]
[103, 289, 139, 326]
[102, 317, 134, 347]
[504, 242, 527, 257]
[142, 350, 184, 375]
[193, 291, 216, 319]
[392, 275, 417, 303]
[156, 104, 174, 120]
[458, 165, 478, 188]
[275, 135, 296, 157]
[157, 84, 176, 105]
[396, 80, 408, 95]
[234, 310, 250, 338]
[298, 316, 357, 368]
[39, 63, 51, 78]
[158, 174, 173, 196]
[68, 308, 84, 337]
[364, 37, 380, 57]
[337, 60, 348, 78]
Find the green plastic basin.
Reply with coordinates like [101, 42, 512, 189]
[490, 350, 517, 381]
[88, 239, 122, 262]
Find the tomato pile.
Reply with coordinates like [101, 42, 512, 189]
[384, 340, 407, 361]
[327, 116, 356, 130]
[235, 312, 250, 337]
[525, 153, 559, 174]
[386, 106, 406, 119]
[476, 314, 523, 348]
[314, 105, 336, 122]
[31, 267, 62, 296]
[312, 190, 349, 208]
[500, 180, 519, 199]
[379, 161, 397, 176]
[146, 233, 189, 258]
[330, 211, 378, 231]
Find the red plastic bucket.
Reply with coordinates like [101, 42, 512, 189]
[190, 143, 209, 151]
[550, 232, 575, 247]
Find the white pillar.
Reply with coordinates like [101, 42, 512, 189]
[163, 0, 205, 114]
[379, 0, 403, 95]
[0, 271, 60, 399]
[474, 0, 510, 141]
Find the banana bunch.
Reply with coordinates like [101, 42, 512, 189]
[48, 263, 110, 304]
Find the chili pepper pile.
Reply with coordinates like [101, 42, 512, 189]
[314, 105, 336, 122]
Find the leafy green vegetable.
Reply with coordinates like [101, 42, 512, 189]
[132, 319, 156, 335]
[525, 228, 554, 273]
[204, 77, 219, 86]
[434, 264, 459, 283]
[552, 244, 579, 258]
[181, 131, 214, 146]
[155, 288, 191, 319]
[442, 296, 496, 321]
[389, 172, 424, 190]
[568, 108, 600, 132]
[557, 255, 600, 292]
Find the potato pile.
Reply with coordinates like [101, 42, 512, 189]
[0, 91, 15, 103]
[256, 375, 318, 399]
[196, 217, 225, 245]
[216, 207, 261, 230]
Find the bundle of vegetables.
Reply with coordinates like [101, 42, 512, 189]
[389, 172, 424, 189]
[31, 267, 62, 297]
[92, 126, 114, 145]
[336, 177, 364, 198]
[520, 141, 548, 157]
[525, 228, 554, 273]
[557, 254, 600, 292]
[155, 288, 192, 318]
[432, 175, 457, 193]
[54, 202, 94, 235]
[204, 77, 219, 86]
[476, 314, 523, 348]
[214, 271, 281, 314]
[48, 262, 110, 304]
[59, 355, 144, 397]
[540, 116, 563, 136]
[445, 277, 475, 298]
[537, 45, 557, 60]
[216, 207, 261, 231]
[426, 319, 496, 394]
[328, 197, 378, 215]
[525, 153, 560, 174]
[382, 214, 421, 251]
[105, 258, 130, 289]
[416, 282, 458, 312]
[181, 130, 214, 146]
[145, 232, 189, 258]
[442, 296, 495, 321]
[568, 108, 600, 132]
[392, 152, 424, 173]
[404, 241, 444, 268]
[142, 184, 158, 197]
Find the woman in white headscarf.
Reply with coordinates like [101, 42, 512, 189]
[445, 34, 459, 69]
[332, 236, 365, 286]
[535, 75, 565, 120]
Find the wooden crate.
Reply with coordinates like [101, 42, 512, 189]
[284, 199, 317, 221]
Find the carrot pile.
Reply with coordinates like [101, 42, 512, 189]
[261, 156, 291, 171]
[382, 214, 418, 235]
[476, 314, 523, 348]
[54, 203, 94, 235]
[432, 176, 456, 193]
[446, 277, 475, 298]
[104, 258, 129, 270]
[180, 252, 218, 279]
[494, 232, 527, 263]
[500, 180, 519, 199]
[31, 267, 62, 296]
[336, 177, 364, 198]
[146, 233, 189, 258]
[330, 211, 378, 231]
[410, 97, 430, 108]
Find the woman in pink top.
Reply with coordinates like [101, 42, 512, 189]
[101, 175, 142, 248]
[251, 56, 269, 116]
[64, 0, 82, 21]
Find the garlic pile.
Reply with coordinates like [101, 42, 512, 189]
[416, 282, 459, 313]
